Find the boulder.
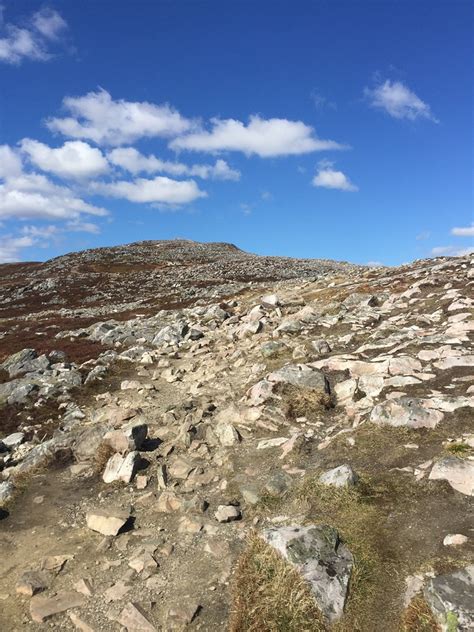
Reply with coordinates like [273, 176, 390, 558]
[267, 364, 329, 394]
[429, 457, 474, 496]
[103, 421, 148, 453]
[424, 565, 474, 630]
[370, 397, 444, 429]
[262, 525, 353, 622]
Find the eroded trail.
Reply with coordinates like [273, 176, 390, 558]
[0, 247, 473, 631]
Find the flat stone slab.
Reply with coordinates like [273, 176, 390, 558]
[86, 507, 131, 536]
[424, 564, 474, 630]
[30, 591, 86, 622]
[370, 397, 444, 429]
[429, 457, 474, 496]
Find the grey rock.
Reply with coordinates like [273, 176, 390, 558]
[1, 432, 25, 449]
[261, 341, 287, 358]
[268, 364, 329, 394]
[319, 465, 357, 488]
[214, 504, 241, 522]
[370, 397, 444, 429]
[0, 481, 15, 506]
[424, 564, 474, 630]
[262, 525, 353, 622]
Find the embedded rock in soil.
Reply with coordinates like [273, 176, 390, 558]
[262, 524, 353, 622]
[370, 397, 444, 429]
[86, 507, 131, 536]
[424, 564, 474, 630]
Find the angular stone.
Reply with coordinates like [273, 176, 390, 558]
[319, 465, 357, 488]
[262, 525, 353, 622]
[16, 570, 51, 596]
[214, 421, 241, 447]
[30, 591, 86, 623]
[117, 602, 157, 631]
[268, 364, 329, 393]
[429, 457, 474, 496]
[102, 451, 139, 484]
[214, 504, 241, 522]
[69, 611, 96, 632]
[156, 490, 183, 513]
[370, 397, 444, 429]
[1, 432, 25, 449]
[103, 422, 148, 453]
[424, 565, 474, 630]
[86, 507, 130, 536]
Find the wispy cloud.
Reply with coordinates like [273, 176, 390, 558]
[364, 79, 438, 122]
[0, 6, 68, 65]
[310, 90, 337, 111]
[451, 224, 474, 237]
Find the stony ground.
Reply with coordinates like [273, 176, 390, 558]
[0, 240, 473, 631]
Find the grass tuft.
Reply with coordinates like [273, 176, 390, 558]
[401, 595, 440, 631]
[229, 532, 327, 632]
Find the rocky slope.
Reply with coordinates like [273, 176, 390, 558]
[0, 240, 473, 631]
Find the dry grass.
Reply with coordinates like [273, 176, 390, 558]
[401, 595, 440, 632]
[278, 383, 334, 421]
[93, 441, 115, 474]
[229, 532, 327, 632]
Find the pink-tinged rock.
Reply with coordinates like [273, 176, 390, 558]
[429, 457, 474, 496]
[30, 591, 86, 623]
[370, 397, 444, 429]
[443, 533, 468, 546]
[117, 602, 157, 631]
[86, 507, 130, 536]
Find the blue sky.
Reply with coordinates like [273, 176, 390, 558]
[0, 0, 472, 265]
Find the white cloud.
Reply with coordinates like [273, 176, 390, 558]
[0, 217, 100, 263]
[0, 234, 36, 262]
[416, 230, 431, 241]
[312, 161, 358, 191]
[310, 91, 337, 111]
[451, 224, 474, 237]
[94, 175, 207, 205]
[431, 245, 474, 257]
[32, 8, 67, 40]
[0, 172, 109, 221]
[47, 89, 194, 146]
[0, 145, 22, 178]
[240, 203, 253, 216]
[65, 220, 100, 234]
[0, 7, 67, 65]
[364, 80, 438, 122]
[21, 139, 109, 179]
[108, 147, 240, 180]
[170, 115, 346, 157]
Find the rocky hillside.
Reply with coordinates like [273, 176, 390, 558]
[0, 241, 472, 631]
